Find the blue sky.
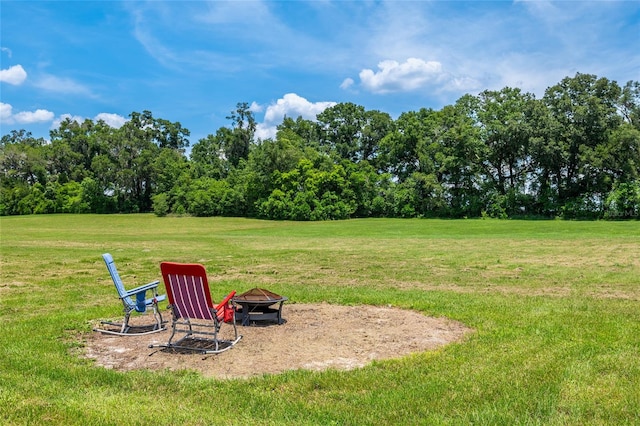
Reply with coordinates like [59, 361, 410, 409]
[1, 1, 639, 145]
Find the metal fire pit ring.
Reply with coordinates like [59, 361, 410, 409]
[232, 288, 287, 326]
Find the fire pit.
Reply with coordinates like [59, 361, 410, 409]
[232, 288, 287, 326]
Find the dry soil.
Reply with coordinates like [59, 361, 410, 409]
[84, 302, 471, 379]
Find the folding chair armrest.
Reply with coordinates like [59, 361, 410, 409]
[214, 290, 236, 312]
[123, 280, 161, 298]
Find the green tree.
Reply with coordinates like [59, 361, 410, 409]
[379, 108, 439, 181]
[153, 118, 190, 151]
[152, 192, 170, 217]
[0, 130, 48, 187]
[242, 132, 303, 215]
[619, 80, 640, 130]
[153, 147, 189, 195]
[184, 177, 244, 217]
[127, 110, 190, 150]
[434, 96, 484, 217]
[341, 160, 393, 218]
[476, 87, 536, 215]
[80, 176, 115, 213]
[225, 102, 256, 167]
[317, 103, 392, 165]
[190, 132, 229, 179]
[540, 73, 623, 217]
[277, 116, 321, 150]
[102, 113, 160, 212]
[605, 181, 640, 218]
[605, 123, 640, 182]
[53, 181, 89, 213]
[258, 158, 356, 220]
[317, 102, 366, 162]
[48, 118, 112, 182]
[361, 110, 394, 167]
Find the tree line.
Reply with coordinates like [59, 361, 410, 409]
[2, 73, 639, 220]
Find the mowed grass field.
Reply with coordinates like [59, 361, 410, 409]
[1, 214, 639, 425]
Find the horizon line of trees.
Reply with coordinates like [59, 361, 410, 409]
[2, 72, 639, 220]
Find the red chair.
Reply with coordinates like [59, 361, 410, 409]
[151, 262, 241, 354]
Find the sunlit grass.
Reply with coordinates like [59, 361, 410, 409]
[1, 214, 639, 424]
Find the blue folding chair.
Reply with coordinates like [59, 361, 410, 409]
[94, 253, 166, 335]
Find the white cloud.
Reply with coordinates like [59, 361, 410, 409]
[0, 102, 54, 125]
[52, 113, 85, 129]
[516, 0, 569, 26]
[444, 75, 483, 93]
[1, 47, 12, 58]
[14, 109, 55, 124]
[34, 74, 93, 96]
[94, 113, 127, 128]
[344, 57, 483, 97]
[255, 93, 336, 140]
[249, 101, 263, 113]
[51, 112, 128, 130]
[0, 103, 13, 122]
[358, 58, 445, 94]
[262, 93, 335, 123]
[0, 64, 27, 85]
[340, 78, 354, 90]
[254, 125, 272, 141]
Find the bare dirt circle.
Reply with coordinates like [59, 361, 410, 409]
[84, 303, 471, 379]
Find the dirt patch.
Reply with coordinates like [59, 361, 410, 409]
[83, 303, 471, 379]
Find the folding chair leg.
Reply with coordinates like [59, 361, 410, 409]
[151, 303, 163, 332]
[149, 317, 243, 355]
[122, 311, 132, 333]
[94, 304, 166, 336]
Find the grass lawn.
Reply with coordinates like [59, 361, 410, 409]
[1, 214, 639, 425]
